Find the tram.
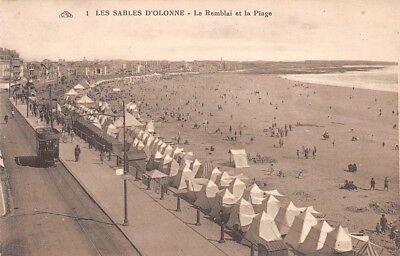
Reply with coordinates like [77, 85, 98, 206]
[35, 127, 60, 165]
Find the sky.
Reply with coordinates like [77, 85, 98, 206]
[0, 0, 399, 62]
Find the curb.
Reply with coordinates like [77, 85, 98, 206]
[58, 157, 144, 256]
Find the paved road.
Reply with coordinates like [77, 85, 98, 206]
[0, 92, 140, 256]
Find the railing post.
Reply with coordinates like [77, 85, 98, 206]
[160, 184, 164, 200]
[196, 207, 201, 226]
[147, 176, 151, 190]
[219, 210, 225, 243]
[176, 194, 181, 212]
[250, 244, 254, 256]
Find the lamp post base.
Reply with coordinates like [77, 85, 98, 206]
[122, 219, 129, 226]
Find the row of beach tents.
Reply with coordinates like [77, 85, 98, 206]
[127, 128, 380, 255]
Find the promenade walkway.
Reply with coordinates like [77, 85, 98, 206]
[11, 100, 249, 256]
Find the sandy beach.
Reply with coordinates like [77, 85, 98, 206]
[86, 72, 399, 251]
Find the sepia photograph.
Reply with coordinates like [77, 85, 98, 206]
[0, 0, 399, 255]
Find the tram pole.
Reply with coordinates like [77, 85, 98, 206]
[49, 84, 53, 129]
[8, 59, 11, 98]
[122, 99, 129, 226]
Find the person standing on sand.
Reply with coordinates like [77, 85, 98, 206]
[297, 149, 300, 159]
[332, 140, 335, 147]
[384, 177, 389, 191]
[370, 178, 376, 190]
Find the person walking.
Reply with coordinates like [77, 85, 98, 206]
[4, 114, 8, 124]
[11, 110, 14, 118]
[74, 145, 81, 162]
[100, 146, 105, 163]
[70, 129, 75, 143]
[297, 149, 300, 159]
[370, 177, 376, 190]
[384, 177, 389, 191]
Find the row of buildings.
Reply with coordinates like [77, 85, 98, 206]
[0, 48, 23, 83]
[1, 47, 246, 89]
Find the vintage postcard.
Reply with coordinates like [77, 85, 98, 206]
[0, 1, 399, 255]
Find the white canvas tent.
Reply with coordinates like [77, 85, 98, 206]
[208, 167, 222, 182]
[297, 220, 334, 255]
[226, 198, 256, 231]
[209, 188, 238, 218]
[185, 178, 207, 201]
[264, 189, 285, 197]
[284, 208, 319, 250]
[228, 177, 246, 199]
[190, 159, 201, 177]
[74, 83, 85, 90]
[77, 94, 94, 104]
[65, 88, 79, 96]
[243, 183, 265, 205]
[254, 195, 281, 219]
[194, 180, 220, 210]
[146, 120, 155, 133]
[275, 201, 304, 235]
[319, 226, 353, 255]
[173, 166, 196, 190]
[244, 211, 282, 246]
[217, 171, 236, 187]
[124, 112, 143, 127]
[229, 149, 250, 168]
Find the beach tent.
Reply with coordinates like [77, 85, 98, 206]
[229, 149, 250, 168]
[126, 102, 137, 111]
[172, 147, 184, 158]
[194, 180, 220, 211]
[0, 158, 4, 168]
[185, 178, 207, 201]
[208, 167, 222, 182]
[254, 195, 281, 219]
[226, 198, 256, 231]
[354, 241, 381, 256]
[146, 120, 155, 133]
[305, 206, 320, 214]
[77, 95, 94, 104]
[124, 112, 143, 127]
[243, 183, 265, 204]
[275, 201, 304, 235]
[65, 88, 79, 97]
[298, 220, 334, 255]
[158, 154, 173, 171]
[209, 188, 238, 218]
[228, 177, 246, 199]
[137, 141, 144, 150]
[173, 166, 196, 190]
[284, 208, 319, 250]
[264, 189, 285, 197]
[106, 124, 119, 137]
[190, 159, 201, 177]
[217, 171, 236, 187]
[319, 226, 353, 255]
[244, 211, 282, 246]
[74, 83, 85, 90]
[195, 161, 213, 179]
[162, 145, 174, 157]
[168, 159, 180, 177]
[146, 151, 163, 171]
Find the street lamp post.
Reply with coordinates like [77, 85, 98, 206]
[8, 59, 11, 98]
[122, 99, 129, 226]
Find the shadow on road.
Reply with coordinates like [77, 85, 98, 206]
[15, 156, 54, 168]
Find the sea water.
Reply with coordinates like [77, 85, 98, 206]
[280, 65, 398, 93]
